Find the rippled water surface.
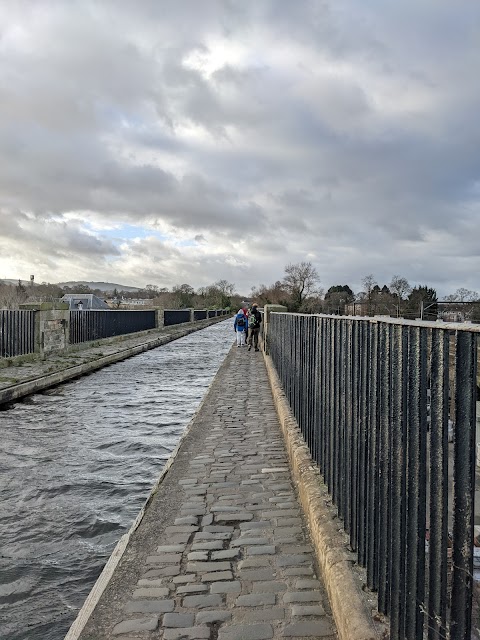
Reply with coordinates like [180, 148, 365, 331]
[0, 321, 233, 640]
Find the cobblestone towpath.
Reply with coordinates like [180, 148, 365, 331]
[75, 344, 337, 640]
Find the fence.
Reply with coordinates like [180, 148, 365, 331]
[164, 309, 191, 326]
[268, 313, 478, 640]
[1, 308, 230, 356]
[70, 310, 156, 344]
[0, 310, 36, 357]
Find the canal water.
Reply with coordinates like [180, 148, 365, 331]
[0, 320, 234, 640]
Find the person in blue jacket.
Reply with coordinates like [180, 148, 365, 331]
[234, 309, 248, 347]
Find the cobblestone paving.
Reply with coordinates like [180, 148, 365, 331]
[108, 346, 337, 639]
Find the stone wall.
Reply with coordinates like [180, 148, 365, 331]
[155, 309, 165, 329]
[37, 309, 70, 357]
[262, 304, 288, 354]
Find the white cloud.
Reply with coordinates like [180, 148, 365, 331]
[0, 0, 479, 297]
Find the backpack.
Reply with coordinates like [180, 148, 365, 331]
[249, 312, 259, 328]
[236, 315, 245, 328]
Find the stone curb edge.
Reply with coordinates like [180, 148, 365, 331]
[63, 341, 236, 640]
[0, 317, 225, 406]
[262, 351, 385, 640]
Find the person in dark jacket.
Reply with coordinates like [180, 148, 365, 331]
[247, 303, 262, 351]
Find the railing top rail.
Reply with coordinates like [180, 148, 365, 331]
[70, 308, 154, 312]
[269, 311, 480, 333]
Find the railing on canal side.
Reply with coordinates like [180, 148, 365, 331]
[163, 309, 192, 326]
[1, 308, 230, 358]
[268, 312, 478, 640]
[71, 309, 229, 342]
[70, 309, 156, 344]
[0, 310, 36, 358]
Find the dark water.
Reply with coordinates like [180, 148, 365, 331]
[0, 321, 233, 640]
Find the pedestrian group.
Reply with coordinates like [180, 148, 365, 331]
[234, 303, 262, 351]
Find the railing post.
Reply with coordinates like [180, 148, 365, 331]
[428, 329, 449, 640]
[451, 331, 477, 640]
[405, 325, 427, 640]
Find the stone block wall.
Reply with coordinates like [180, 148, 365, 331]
[262, 304, 288, 354]
[37, 310, 70, 357]
[155, 309, 165, 329]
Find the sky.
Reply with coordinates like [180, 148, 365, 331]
[1, 1, 480, 297]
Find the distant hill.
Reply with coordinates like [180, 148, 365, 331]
[57, 281, 140, 292]
[0, 278, 39, 287]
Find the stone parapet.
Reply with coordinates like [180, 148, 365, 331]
[155, 309, 165, 329]
[36, 309, 70, 357]
[262, 305, 288, 354]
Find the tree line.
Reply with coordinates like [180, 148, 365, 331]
[251, 265, 480, 322]
[1, 265, 479, 321]
[0, 279, 242, 311]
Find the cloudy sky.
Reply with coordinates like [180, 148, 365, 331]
[1, 1, 479, 297]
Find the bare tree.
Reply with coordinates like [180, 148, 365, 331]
[0, 283, 27, 309]
[172, 284, 195, 308]
[251, 281, 290, 307]
[215, 280, 235, 297]
[453, 288, 479, 302]
[361, 274, 378, 315]
[283, 262, 320, 310]
[212, 280, 235, 308]
[389, 275, 412, 317]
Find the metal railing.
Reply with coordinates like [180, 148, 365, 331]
[164, 309, 228, 326]
[0, 310, 36, 357]
[164, 309, 191, 326]
[1, 308, 230, 355]
[268, 313, 478, 640]
[70, 310, 156, 344]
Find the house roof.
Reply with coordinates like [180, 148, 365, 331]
[61, 293, 109, 310]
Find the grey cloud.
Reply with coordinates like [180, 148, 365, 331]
[0, 208, 119, 259]
[0, 1, 479, 296]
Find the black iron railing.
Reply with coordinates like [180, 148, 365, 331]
[268, 313, 478, 640]
[0, 310, 36, 357]
[164, 310, 191, 326]
[2, 308, 229, 353]
[70, 310, 156, 344]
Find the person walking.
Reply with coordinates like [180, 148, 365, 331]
[234, 308, 248, 347]
[247, 303, 262, 351]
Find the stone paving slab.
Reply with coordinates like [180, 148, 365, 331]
[73, 344, 337, 640]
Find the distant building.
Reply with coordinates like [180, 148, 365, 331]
[344, 301, 369, 316]
[61, 293, 109, 310]
[123, 298, 150, 306]
[104, 297, 153, 308]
